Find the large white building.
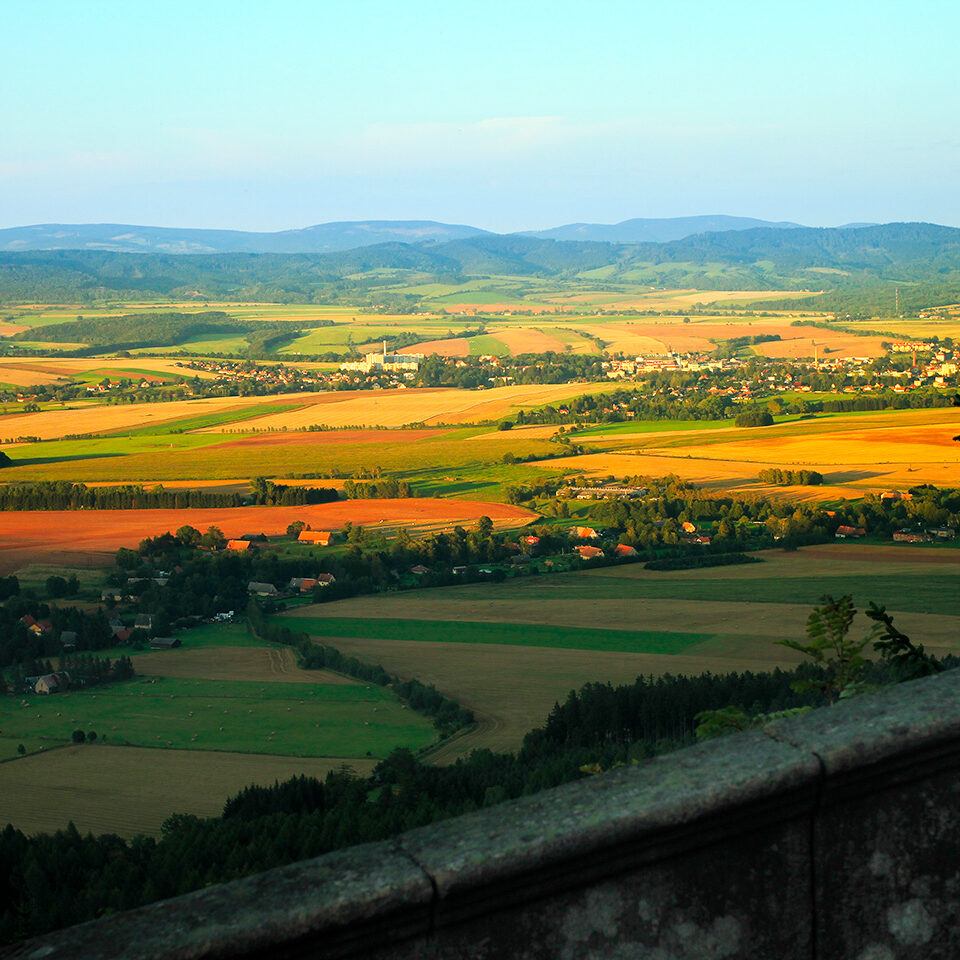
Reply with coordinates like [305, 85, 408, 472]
[339, 342, 423, 374]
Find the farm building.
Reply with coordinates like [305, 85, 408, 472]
[835, 526, 867, 539]
[101, 589, 124, 602]
[614, 544, 638, 558]
[576, 545, 605, 559]
[226, 539, 252, 552]
[134, 614, 154, 632]
[149, 637, 182, 650]
[928, 527, 956, 540]
[248, 581, 279, 597]
[571, 526, 600, 540]
[60, 631, 78, 649]
[410, 565, 430, 575]
[34, 672, 70, 695]
[298, 530, 334, 546]
[893, 529, 933, 543]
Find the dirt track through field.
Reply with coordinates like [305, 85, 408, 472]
[130, 646, 354, 684]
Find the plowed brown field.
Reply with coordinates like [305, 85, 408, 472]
[0, 498, 536, 572]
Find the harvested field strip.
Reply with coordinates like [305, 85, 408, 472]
[0, 674, 435, 758]
[0, 393, 322, 441]
[295, 617, 709, 654]
[312, 572, 959, 617]
[130, 646, 353, 684]
[206, 428, 447, 448]
[1, 745, 378, 837]
[113, 404, 305, 436]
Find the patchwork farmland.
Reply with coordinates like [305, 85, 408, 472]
[283, 544, 960, 757]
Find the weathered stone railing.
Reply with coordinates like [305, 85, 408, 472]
[8, 669, 960, 959]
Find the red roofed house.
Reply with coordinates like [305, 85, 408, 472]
[614, 544, 638, 558]
[298, 530, 334, 546]
[835, 526, 866, 539]
[576, 545, 605, 560]
[571, 526, 600, 540]
[226, 539, 252, 552]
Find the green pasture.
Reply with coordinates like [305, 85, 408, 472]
[0, 675, 435, 758]
[0, 737, 59, 761]
[463, 571, 960, 617]
[571, 419, 734, 438]
[0, 431, 560, 483]
[295, 616, 708, 654]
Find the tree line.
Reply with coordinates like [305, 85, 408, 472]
[246, 601, 474, 738]
[0, 480, 338, 511]
[758, 468, 824, 486]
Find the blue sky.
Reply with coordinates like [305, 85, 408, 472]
[2, 0, 958, 231]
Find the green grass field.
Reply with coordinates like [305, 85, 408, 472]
[435, 569, 960, 617]
[0, 674, 435, 758]
[0, 431, 560, 483]
[293, 616, 710, 654]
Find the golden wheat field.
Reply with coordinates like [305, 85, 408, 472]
[219, 382, 620, 431]
[542, 408, 960, 495]
[0, 394, 303, 441]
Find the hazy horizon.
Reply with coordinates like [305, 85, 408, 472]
[3, 0, 959, 232]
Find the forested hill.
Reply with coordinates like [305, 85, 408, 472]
[0, 221, 492, 255]
[1, 222, 960, 309]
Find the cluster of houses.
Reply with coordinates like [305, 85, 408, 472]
[559, 484, 648, 500]
[247, 574, 336, 598]
[892, 527, 956, 544]
[567, 526, 640, 561]
[834, 522, 956, 543]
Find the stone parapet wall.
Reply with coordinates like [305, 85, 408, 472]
[8, 669, 960, 959]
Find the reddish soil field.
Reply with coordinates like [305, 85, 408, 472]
[0, 499, 536, 573]
[208, 429, 447, 448]
[398, 338, 470, 357]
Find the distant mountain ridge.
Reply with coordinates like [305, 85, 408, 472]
[0, 220, 493, 255]
[2, 222, 958, 311]
[519, 215, 807, 243]
[0, 215, 876, 254]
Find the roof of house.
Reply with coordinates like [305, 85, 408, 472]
[576, 545, 605, 559]
[298, 529, 333, 543]
[247, 581, 279, 594]
[149, 637, 181, 649]
[226, 539, 251, 551]
[614, 544, 638, 556]
[572, 527, 600, 539]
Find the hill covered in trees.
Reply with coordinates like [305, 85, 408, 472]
[1, 223, 959, 312]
